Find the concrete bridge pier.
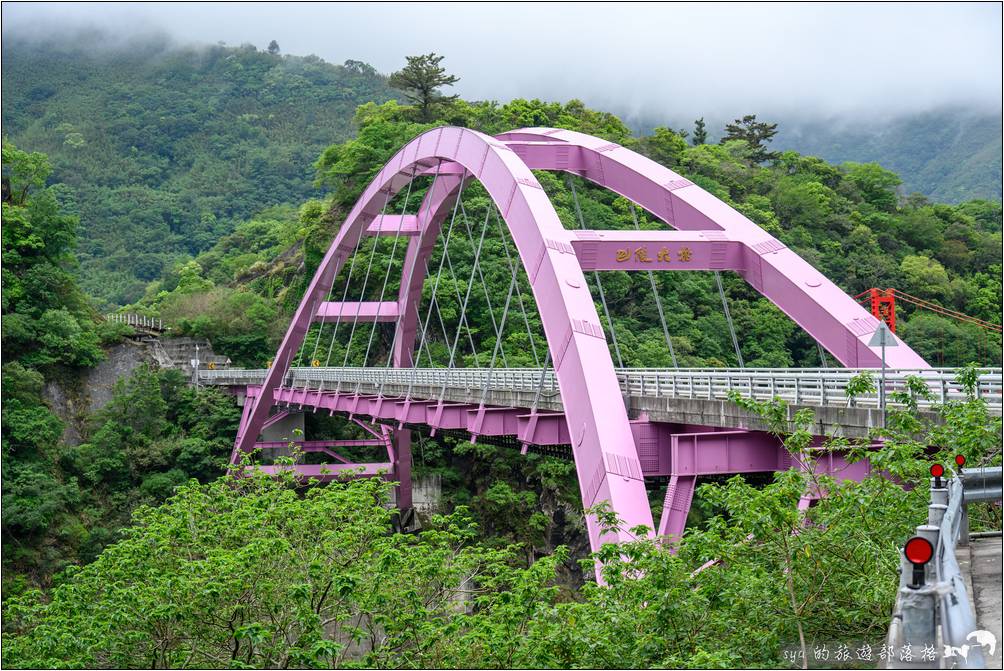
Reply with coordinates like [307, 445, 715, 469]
[260, 409, 305, 445]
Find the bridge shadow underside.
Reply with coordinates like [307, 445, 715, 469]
[236, 383, 876, 543]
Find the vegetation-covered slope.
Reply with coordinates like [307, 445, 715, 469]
[1, 143, 240, 589]
[1, 32, 394, 305]
[2, 46, 1002, 669]
[140, 98, 1002, 374]
[773, 108, 1003, 204]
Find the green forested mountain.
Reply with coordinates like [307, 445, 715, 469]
[773, 109, 1003, 204]
[1, 32, 395, 305]
[3, 39, 1003, 669]
[631, 108, 1003, 204]
[2, 142, 240, 588]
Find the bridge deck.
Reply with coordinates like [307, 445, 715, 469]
[201, 367, 1002, 439]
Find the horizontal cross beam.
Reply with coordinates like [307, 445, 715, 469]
[254, 439, 388, 449]
[365, 215, 420, 236]
[570, 230, 744, 271]
[314, 301, 399, 323]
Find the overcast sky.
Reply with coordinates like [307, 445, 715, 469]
[3, 2, 1001, 124]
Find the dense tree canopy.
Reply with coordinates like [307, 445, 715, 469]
[2, 142, 103, 369]
[1, 45, 1001, 671]
[722, 113, 780, 163]
[2, 33, 394, 305]
[4, 370, 999, 669]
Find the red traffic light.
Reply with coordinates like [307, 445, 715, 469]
[930, 464, 945, 478]
[955, 455, 966, 467]
[904, 537, 934, 565]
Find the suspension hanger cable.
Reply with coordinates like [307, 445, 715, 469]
[817, 342, 828, 368]
[530, 349, 552, 413]
[286, 293, 321, 405]
[630, 203, 678, 368]
[715, 271, 745, 368]
[479, 265, 518, 406]
[300, 252, 344, 399]
[440, 214, 486, 367]
[378, 162, 442, 396]
[316, 184, 384, 402]
[335, 183, 396, 394]
[441, 203, 492, 391]
[491, 207, 541, 367]
[436, 205, 491, 403]
[569, 176, 624, 368]
[406, 171, 469, 399]
[297, 294, 325, 401]
[458, 199, 508, 368]
[424, 196, 471, 370]
[357, 166, 417, 394]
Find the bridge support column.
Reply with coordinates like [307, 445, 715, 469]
[658, 475, 697, 542]
[393, 430, 413, 511]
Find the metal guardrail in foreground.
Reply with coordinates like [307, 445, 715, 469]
[197, 366, 1004, 413]
[888, 466, 1003, 669]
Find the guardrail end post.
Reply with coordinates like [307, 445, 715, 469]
[897, 582, 939, 669]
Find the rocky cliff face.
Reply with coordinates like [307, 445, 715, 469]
[41, 336, 226, 445]
[43, 340, 160, 445]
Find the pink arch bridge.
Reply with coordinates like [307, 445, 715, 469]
[225, 126, 931, 555]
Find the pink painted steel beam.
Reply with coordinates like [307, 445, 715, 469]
[498, 129, 929, 369]
[249, 463, 392, 482]
[254, 439, 387, 449]
[570, 230, 743, 271]
[670, 430, 785, 476]
[659, 475, 697, 542]
[382, 129, 654, 551]
[655, 430, 876, 540]
[314, 301, 399, 323]
[366, 215, 421, 236]
[235, 126, 656, 556]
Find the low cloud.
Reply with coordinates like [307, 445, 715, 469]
[3, 2, 1000, 126]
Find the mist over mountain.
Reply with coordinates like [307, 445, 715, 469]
[772, 111, 1002, 203]
[1, 28, 1000, 308]
[624, 109, 1002, 204]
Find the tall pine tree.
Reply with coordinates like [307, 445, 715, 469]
[722, 114, 779, 162]
[692, 117, 708, 145]
[388, 53, 460, 122]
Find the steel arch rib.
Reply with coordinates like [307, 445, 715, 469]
[235, 126, 655, 553]
[495, 127, 929, 369]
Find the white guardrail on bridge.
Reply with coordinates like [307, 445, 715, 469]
[106, 313, 165, 331]
[198, 367, 1003, 413]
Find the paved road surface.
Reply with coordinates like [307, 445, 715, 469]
[960, 535, 1003, 669]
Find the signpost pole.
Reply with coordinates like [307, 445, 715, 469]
[881, 337, 886, 411]
[868, 323, 897, 422]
